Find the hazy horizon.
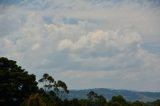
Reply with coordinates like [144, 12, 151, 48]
[0, 0, 160, 92]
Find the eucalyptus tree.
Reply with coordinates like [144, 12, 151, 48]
[39, 73, 54, 92]
[39, 73, 69, 98]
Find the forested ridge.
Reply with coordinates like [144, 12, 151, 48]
[0, 57, 160, 106]
[67, 88, 160, 102]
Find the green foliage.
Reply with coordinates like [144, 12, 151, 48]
[39, 73, 69, 98]
[21, 93, 46, 106]
[39, 73, 54, 91]
[147, 99, 160, 106]
[0, 57, 38, 106]
[87, 91, 98, 101]
[153, 99, 160, 106]
[86, 91, 107, 106]
[96, 95, 108, 106]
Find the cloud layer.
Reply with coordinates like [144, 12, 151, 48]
[0, 0, 160, 91]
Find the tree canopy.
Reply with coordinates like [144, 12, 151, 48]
[0, 57, 38, 106]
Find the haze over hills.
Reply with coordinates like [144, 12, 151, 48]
[66, 88, 160, 102]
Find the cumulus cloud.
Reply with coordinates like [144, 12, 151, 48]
[58, 30, 141, 51]
[0, 0, 160, 91]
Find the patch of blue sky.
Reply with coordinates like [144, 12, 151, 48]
[88, 48, 120, 58]
[125, 60, 142, 69]
[145, 0, 160, 7]
[63, 18, 79, 25]
[142, 43, 160, 55]
[0, 0, 22, 5]
[19, 0, 51, 10]
[43, 16, 54, 24]
[89, 0, 160, 8]
[0, 20, 19, 36]
[88, 0, 120, 8]
[0, 14, 26, 37]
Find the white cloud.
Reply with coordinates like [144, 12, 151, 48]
[58, 39, 73, 50]
[0, 0, 160, 91]
[31, 43, 40, 50]
[58, 30, 141, 52]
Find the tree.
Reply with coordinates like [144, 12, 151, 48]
[87, 91, 98, 101]
[108, 95, 129, 106]
[38, 73, 69, 99]
[148, 99, 160, 106]
[87, 91, 107, 106]
[21, 93, 46, 106]
[132, 101, 148, 106]
[39, 73, 54, 92]
[56, 80, 69, 96]
[0, 57, 38, 106]
[96, 95, 107, 106]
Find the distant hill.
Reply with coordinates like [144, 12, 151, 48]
[66, 88, 160, 102]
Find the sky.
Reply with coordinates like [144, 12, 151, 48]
[0, 0, 160, 92]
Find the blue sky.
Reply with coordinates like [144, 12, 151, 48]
[0, 0, 160, 92]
